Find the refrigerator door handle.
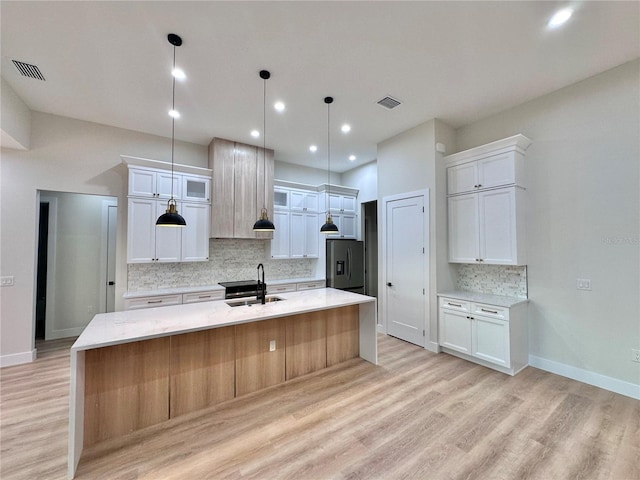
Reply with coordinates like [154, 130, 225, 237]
[347, 247, 352, 281]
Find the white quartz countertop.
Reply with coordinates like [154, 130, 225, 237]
[75, 288, 373, 352]
[123, 277, 325, 299]
[438, 291, 529, 307]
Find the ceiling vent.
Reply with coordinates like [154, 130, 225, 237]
[377, 95, 402, 110]
[12, 59, 45, 81]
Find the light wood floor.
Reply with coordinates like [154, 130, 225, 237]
[1, 334, 638, 480]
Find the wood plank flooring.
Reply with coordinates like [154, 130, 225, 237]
[1, 334, 638, 480]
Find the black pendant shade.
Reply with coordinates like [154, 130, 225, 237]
[321, 96, 338, 234]
[157, 33, 186, 228]
[253, 69, 275, 232]
[157, 199, 187, 227]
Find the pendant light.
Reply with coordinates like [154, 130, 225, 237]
[156, 33, 186, 228]
[321, 96, 339, 234]
[253, 70, 276, 232]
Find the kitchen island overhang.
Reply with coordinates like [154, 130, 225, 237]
[68, 288, 377, 479]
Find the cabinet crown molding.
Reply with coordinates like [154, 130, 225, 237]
[122, 155, 212, 177]
[444, 134, 532, 167]
[274, 179, 359, 197]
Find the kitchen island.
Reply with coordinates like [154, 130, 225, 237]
[68, 288, 377, 479]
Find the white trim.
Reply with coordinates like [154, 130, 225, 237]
[40, 196, 58, 342]
[121, 155, 212, 177]
[443, 133, 532, 166]
[1, 349, 36, 367]
[381, 189, 430, 348]
[529, 355, 640, 400]
[100, 200, 118, 313]
[44, 326, 85, 341]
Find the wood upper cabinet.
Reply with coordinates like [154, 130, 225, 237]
[209, 138, 274, 239]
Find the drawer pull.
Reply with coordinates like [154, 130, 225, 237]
[198, 295, 212, 299]
[481, 308, 498, 314]
[447, 302, 462, 307]
[147, 300, 162, 304]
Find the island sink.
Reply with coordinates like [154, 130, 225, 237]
[226, 296, 284, 307]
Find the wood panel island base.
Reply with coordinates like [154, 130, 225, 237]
[68, 288, 377, 479]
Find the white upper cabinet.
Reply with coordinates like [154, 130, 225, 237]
[328, 193, 356, 213]
[290, 190, 319, 212]
[445, 134, 531, 265]
[182, 175, 210, 203]
[129, 167, 181, 199]
[290, 212, 319, 258]
[274, 188, 290, 210]
[124, 158, 212, 264]
[270, 210, 291, 259]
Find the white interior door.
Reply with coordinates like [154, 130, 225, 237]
[385, 194, 427, 346]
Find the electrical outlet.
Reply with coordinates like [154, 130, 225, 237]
[0, 276, 14, 287]
[632, 349, 640, 363]
[269, 340, 276, 352]
[87, 305, 94, 314]
[576, 278, 592, 290]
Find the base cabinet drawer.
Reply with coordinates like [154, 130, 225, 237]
[182, 290, 224, 304]
[296, 281, 325, 291]
[125, 294, 182, 310]
[267, 283, 297, 294]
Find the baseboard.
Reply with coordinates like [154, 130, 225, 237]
[46, 326, 84, 340]
[1, 349, 36, 368]
[529, 355, 640, 400]
[425, 340, 439, 353]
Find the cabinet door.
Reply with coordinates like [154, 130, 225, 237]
[129, 169, 156, 197]
[210, 138, 235, 238]
[285, 311, 327, 380]
[234, 143, 258, 238]
[127, 198, 156, 263]
[341, 195, 356, 213]
[447, 162, 478, 195]
[439, 309, 472, 354]
[181, 203, 210, 262]
[182, 175, 210, 203]
[304, 213, 319, 257]
[448, 194, 479, 263]
[478, 187, 516, 265]
[290, 190, 305, 211]
[235, 318, 286, 396]
[472, 315, 510, 367]
[477, 152, 516, 190]
[274, 187, 289, 210]
[155, 201, 182, 262]
[270, 210, 290, 258]
[328, 193, 342, 212]
[156, 171, 181, 199]
[339, 214, 356, 238]
[290, 212, 305, 258]
[255, 147, 274, 240]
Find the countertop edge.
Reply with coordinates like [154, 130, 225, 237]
[437, 291, 529, 307]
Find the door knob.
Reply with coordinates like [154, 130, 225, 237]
[108, 281, 115, 286]
[387, 282, 393, 287]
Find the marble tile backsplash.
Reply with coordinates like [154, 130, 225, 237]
[456, 264, 528, 298]
[127, 239, 315, 292]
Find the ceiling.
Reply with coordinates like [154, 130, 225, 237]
[1, 1, 638, 173]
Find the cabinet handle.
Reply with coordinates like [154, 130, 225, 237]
[198, 295, 212, 299]
[480, 308, 498, 314]
[387, 282, 393, 287]
[447, 302, 462, 307]
[147, 300, 162, 304]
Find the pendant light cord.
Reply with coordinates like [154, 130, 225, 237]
[262, 75, 266, 210]
[327, 100, 331, 215]
[170, 44, 176, 201]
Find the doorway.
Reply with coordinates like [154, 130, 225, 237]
[35, 192, 118, 342]
[382, 190, 429, 347]
[362, 201, 378, 299]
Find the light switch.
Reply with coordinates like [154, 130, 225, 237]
[269, 340, 276, 352]
[0, 276, 14, 287]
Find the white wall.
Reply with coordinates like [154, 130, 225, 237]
[377, 119, 455, 350]
[275, 160, 341, 185]
[342, 160, 378, 239]
[1, 77, 31, 150]
[0, 111, 207, 365]
[455, 59, 640, 388]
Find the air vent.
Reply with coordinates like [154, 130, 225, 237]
[377, 96, 402, 110]
[12, 60, 45, 81]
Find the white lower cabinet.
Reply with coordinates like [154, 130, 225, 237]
[124, 294, 183, 310]
[438, 295, 528, 375]
[182, 290, 224, 304]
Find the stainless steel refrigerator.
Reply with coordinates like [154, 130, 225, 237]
[326, 239, 365, 294]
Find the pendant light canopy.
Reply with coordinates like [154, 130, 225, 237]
[253, 69, 276, 232]
[156, 33, 187, 228]
[321, 96, 339, 234]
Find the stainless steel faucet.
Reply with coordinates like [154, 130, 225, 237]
[257, 263, 266, 304]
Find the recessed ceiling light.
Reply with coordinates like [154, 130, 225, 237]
[274, 101, 285, 112]
[172, 67, 186, 80]
[251, 130, 260, 138]
[341, 124, 351, 133]
[349, 155, 356, 161]
[168, 109, 180, 118]
[309, 145, 318, 152]
[548, 8, 573, 28]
